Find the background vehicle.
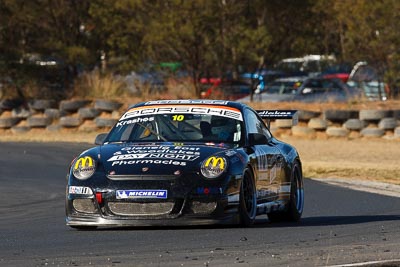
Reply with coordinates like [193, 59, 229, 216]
[275, 55, 337, 77]
[238, 77, 361, 103]
[200, 79, 252, 100]
[347, 61, 388, 101]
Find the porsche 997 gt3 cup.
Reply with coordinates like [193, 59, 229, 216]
[66, 100, 304, 229]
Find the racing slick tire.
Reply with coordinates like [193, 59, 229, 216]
[268, 160, 304, 223]
[239, 168, 257, 227]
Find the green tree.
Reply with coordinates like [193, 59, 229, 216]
[0, 0, 96, 99]
[313, 0, 400, 96]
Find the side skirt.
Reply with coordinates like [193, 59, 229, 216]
[256, 199, 288, 215]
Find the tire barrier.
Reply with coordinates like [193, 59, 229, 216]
[291, 126, 316, 138]
[28, 99, 55, 111]
[344, 119, 367, 131]
[59, 100, 91, 112]
[78, 108, 101, 120]
[1, 99, 399, 140]
[44, 108, 62, 120]
[12, 107, 31, 118]
[298, 110, 321, 121]
[395, 127, 400, 138]
[0, 117, 20, 128]
[11, 126, 30, 134]
[359, 110, 392, 121]
[323, 110, 358, 122]
[94, 100, 123, 112]
[27, 116, 52, 128]
[307, 118, 328, 130]
[59, 116, 83, 128]
[94, 117, 118, 128]
[378, 118, 398, 130]
[326, 127, 350, 137]
[393, 110, 400, 119]
[360, 127, 385, 138]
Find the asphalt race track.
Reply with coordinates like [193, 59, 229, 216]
[1, 142, 400, 267]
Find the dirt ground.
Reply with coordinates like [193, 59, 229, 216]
[1, 129, 399, 185]
[280, 136, 400, 185]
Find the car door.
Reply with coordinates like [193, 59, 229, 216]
[244, 108, 283, 203]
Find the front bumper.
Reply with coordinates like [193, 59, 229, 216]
[66, 192, 239, 227]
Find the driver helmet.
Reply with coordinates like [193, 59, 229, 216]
[210, 117, 236, 140]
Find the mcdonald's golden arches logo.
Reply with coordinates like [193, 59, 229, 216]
[73, 156, 96, 179]
[74, 156, 95, 170]
[204, 156, 225, 169]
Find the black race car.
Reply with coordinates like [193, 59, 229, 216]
[66, 100, 304, 228]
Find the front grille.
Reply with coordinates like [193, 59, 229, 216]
[73, 199, 97, 213]
[108, 202, 175, 216]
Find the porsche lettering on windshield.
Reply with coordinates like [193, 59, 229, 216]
[120, 105, 243, 121]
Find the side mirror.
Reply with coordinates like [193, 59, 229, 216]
[95, 133, 108, 145]
[248, 133, 268, 146]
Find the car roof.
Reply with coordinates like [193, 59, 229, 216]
[128, 99, 248, 111]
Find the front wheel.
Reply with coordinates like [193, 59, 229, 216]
[239, 169, 257, 226]
[268, 160, 304, 222]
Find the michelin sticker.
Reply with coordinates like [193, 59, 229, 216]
[116, 190, 167, 199]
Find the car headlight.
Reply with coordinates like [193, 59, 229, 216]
[72, 156, 96, 180]
[201, 156, 227, 179]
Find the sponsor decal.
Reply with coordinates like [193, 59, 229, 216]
[116, 190, 167, 199]
[109, 145, 201, 162]
[257, 110, 296, 118]
[254, 147, 269, 171]
[116, 116, 154, 127]
[73, 156, 96, 179]
[108, 154, 149, 161]
[120, 105, 243, 121]
[279, 185, 291, 193]
[254, 148, 283, 183]
[196, 187, 222, 195]
[204, 156, 225, 169]
[225, 150, 237, 157]
[270, 164, 277, 183]
[111, 159, 186, 167]
[69, 186, 93, 195]
[145, 100, 229, 105]
[257, 188, 280, 197]
[74, 156, 95, 170]
[228, 194, 239, 203]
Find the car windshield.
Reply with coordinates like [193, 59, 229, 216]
[105, 106, 244, 144]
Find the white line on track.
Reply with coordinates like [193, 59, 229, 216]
[327, 259, 400, 266]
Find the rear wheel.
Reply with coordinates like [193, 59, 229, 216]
[239, 169, 257, 226]
[268, 160, 304, 222]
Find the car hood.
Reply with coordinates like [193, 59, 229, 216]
[97, 142, 233, 176]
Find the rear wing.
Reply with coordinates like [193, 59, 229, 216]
[257, 110, 298, 128]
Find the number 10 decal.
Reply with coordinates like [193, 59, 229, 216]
[172, 115, 184, 121]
